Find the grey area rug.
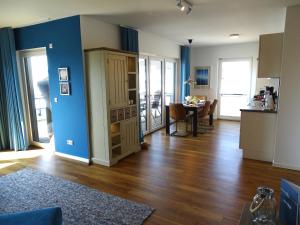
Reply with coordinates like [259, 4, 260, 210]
[0, 168, 154, 225]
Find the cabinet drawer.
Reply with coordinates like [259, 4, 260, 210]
[110, 110, 118, 123]
[125, 107, 131, 119]
[131, 106, 137, 117]
[117, 108, 125, 121]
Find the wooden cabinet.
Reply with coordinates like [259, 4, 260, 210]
[258, 33, 284, 78]
[85, 48, 140, 166]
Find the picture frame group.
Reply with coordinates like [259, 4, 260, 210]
[58, 67, 71, 95]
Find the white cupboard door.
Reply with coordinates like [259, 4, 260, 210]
[258, 33, 283, 78]
[121, 118, 139, 154]
[107, 54, 128, 108]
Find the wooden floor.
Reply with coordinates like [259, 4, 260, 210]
[1, 120, 300, 225]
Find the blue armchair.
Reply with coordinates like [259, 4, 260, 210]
[0, 207, 62, 225]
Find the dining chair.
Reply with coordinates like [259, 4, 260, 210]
[151, 91, 161, 119]
[208, 99, 218, 126]
[197, 101, 211, 133]
[169, 103, 193, 137]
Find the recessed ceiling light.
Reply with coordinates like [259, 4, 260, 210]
[229, 34, 240, 39]
[177, 0, 192, 15]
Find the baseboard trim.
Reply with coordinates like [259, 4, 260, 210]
[273, 162, 300, 171]
[92, 158, 110, 167]
[55, 152, 90, 164]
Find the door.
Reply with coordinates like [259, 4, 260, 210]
[107, 54, 128, 108]
[165, 61, 176, 105]
[218, 58, 252, 120]
[19, 49, 52, 145]
[149, 58, 163, 130]
[121, 118, 139, 154]
[139, 57, 149, 134]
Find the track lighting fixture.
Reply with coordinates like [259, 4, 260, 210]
[177, 0, 193, 15]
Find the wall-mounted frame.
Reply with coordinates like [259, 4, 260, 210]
[194, 66, 210, 89]
[60, 82, 70, 95]
[58, 67, 69, 81]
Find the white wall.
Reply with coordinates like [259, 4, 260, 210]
[274, 5, 300, 170]
[80, 15, 180, 60]
[190, 42, 259, 103]
[80, 15, 120, 50]
[139, 30, 180, 59]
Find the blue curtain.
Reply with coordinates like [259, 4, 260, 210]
[0, 27, 28, 150]
[180, 46, 191, 102]
[120, 26, 139, 53]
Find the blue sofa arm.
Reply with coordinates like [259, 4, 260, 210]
[0, 207, 62, 225]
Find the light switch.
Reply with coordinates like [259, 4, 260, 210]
[54, 97, 58, 103]
[49, 43, 53, 49]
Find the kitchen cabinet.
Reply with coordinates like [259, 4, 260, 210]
[258, 33, 284, 78]
[85, 48, 140, 166]
[240, 110, 277, 162]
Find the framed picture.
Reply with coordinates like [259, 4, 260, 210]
[60, 82, 70, 95]
[194, 66, 210, 89]
[58, 67, 69, 81]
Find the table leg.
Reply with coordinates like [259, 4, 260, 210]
[193, 108, 197, 137]
[209, 114, 213, 126]
[166, 106, 170, 135]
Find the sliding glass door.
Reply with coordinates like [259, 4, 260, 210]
[139, 56, 177, 135]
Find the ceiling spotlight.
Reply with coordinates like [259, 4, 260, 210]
[187, 6, 192, 15]
[229, 34, 240, 39]
[177, 0, 192, 15]
[177, 0, 185, 11]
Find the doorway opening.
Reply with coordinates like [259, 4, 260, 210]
[218, 58, 252, 120]
[19, 49, 53, 148]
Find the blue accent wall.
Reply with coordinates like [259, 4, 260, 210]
[14, 16, 89, 159]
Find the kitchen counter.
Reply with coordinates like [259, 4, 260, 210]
[240, 106, 277, 113]
[239, 110, 277, 162]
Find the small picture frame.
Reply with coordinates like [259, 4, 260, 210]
[60, 82, 70, 95]
[58, 67, 69, 81]
[194, 66, 210, 89]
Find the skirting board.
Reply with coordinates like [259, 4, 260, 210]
[55, 152, 90, 164]
[92, 158, 111, 167]
[273, 162, 300, 171]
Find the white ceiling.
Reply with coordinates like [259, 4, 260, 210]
[1, 0, 300, 46]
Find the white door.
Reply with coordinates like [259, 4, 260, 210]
[218, 58, 252, 120]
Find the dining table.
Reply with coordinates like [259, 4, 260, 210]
[165, 103, 205, 137]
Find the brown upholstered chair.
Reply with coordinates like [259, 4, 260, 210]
[197, 101, 211, 133]
[169, 103, 193, 137]
[208, 99, 218, 126]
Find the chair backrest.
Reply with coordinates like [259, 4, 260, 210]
[169, 103, 187, 121]
[151, 91, 161, 108]
[198, 101, 211, 118]
[195, 95, 207, 101]
[209, 99, 218, 115]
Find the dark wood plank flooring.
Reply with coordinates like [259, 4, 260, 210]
[1, 120, 300, 225]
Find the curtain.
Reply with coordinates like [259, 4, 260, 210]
[180, 46, 191, 102]
[0, 27, 28, 150]
[120, 26, 139, 53]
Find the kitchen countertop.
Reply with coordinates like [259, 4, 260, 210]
[240, 106, 277, 113]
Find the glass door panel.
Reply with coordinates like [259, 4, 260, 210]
[219, 59, 252, 120]
[23, 54, 52, 143]
[149, 59, 163, 130]
[165, 61, 176, 105]
[139, 58, 148, 134]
